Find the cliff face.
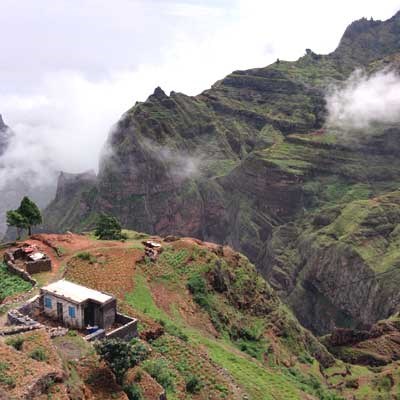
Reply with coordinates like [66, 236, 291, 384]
[44, 12, 400, 334]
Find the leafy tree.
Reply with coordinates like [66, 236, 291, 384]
[6, 210, 27, 240]
[18, 196, 42, 235]
[94, 338, 132, 385]
[94, 213, 125, 240]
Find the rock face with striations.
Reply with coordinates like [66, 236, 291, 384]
[44, 11, 400, 335]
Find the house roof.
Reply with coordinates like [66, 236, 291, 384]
[41, 279, 114, 305]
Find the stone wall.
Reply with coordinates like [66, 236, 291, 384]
[4, 248, 51, 276]
[7, 308, 41, 328]
[4, 252, 37, 286]
[25, 258, 51, 274]
[106, 313, 138, 341]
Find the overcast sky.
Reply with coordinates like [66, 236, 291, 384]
[0, 0, 399, 175]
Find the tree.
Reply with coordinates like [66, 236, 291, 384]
[6, 210, 27, 240]
[17, 196, 42, 236]
[94, 338, 132, 385]
[95, 213, 125, 240]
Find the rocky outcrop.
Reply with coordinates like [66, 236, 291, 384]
[322, 316, 400, 366]
[261, 190, 400, 334]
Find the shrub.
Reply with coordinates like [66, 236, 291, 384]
[124, 383, 143, 400]
[6, 336, 24, 351]
[187, 273, 211, 310]
[95, 338, 132, 384]
[142, 359, 175, 391]
[165, 323, 188, 342]
[131, 341, 150, 366]
[134, 371, 142, 382]
[0, 362, 15, 388]
[185, 374, 202, 393]
[95, 214, 125, 240]
[77, 252, 92, 261]
[29, 347, 48, 362]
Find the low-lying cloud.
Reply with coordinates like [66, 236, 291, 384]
[326, 68, 400, 131]
[142, 138, 202, 182]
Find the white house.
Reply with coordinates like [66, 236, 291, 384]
[40, 280, 117, 330]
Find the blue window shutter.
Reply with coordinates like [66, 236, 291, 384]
[44, 297, 52, 308]
[68, 306, 76, 318]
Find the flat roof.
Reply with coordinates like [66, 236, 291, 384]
[41, 279, 114, 304]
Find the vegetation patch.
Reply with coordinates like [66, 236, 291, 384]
[0, 263, 32, 301]
[29, 347, 49, 362]
[0, 361, 15, 388]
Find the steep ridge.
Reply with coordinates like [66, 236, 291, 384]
[43, 12, 400, 335]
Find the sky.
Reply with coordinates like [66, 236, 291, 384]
[0, 0, 399, 175]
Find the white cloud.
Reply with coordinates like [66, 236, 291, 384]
[326, 69, 400, 131]
[0, 0, 399, 193]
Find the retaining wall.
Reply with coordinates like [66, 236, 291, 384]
[106, 313, 138, 340]
[4, 253, 37, 286]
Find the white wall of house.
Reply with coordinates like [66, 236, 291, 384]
[42, 293, 84, 329]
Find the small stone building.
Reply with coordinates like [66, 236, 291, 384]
[40, 280, 116, 330]
[4, 244, 51, 274]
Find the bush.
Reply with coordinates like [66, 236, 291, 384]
[6, 336, 24, 351]
[124, 383, 143, 400]
[164, 322, 188, 342]
[76, 252, 93, 261]
[95, 214, 125, 240]
[187, 273, 211, 310]
[95, 339, 132, 384]
[29, 347, 48, 362]
[142, 359, 175, 391]
[131, 341, 150, 366]
[185, 374, 202, 393]
[0, 362, 15, 388]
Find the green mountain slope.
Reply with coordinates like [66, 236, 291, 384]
[43, 11, 400, 335]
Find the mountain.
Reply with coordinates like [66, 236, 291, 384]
[43, 11, 400, 336]
[4, 232, 400, 399]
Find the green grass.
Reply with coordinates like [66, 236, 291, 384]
[0, 263, 33, 300]
[126, 271, 312, 399]
[126, 273, 170, 321]
[195, 335, 302, 399]
[0, 361, 15, 388]
[29, 347, 48, 362]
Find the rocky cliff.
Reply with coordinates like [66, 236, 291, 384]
[44, 11, 400, 335]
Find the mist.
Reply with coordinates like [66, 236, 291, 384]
[326, 68, 400, 131]
[142, 138, 202, 182]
